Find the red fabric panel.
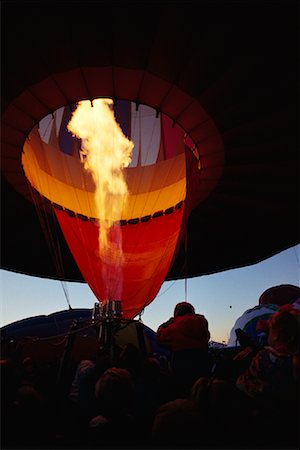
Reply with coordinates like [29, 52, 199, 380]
[14, 90, 50, 121]
[81, 67, 114, 100]
[1, 123, 26, 146]
[30, 78, 67, 111]
[3, 104, 36, 132]
[138, 72, 171, 110]
[53, 69, 89, 104]
[161, 114, 185, 159]
[114, 68, 144, 101]
[259, 285, 300, 306]
[55, 206, 184, 319]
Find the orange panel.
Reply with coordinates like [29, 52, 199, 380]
[55, 205, 184, 319]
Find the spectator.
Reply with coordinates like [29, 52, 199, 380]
[236, 309, 299, 398]
[133, 356, 177, 441]
[8, 384, 51, 447]
[191, 376, 252, 448]
[62, 349, 112, 445]
[88, 367, 137, 446]
[236, 309, 300, 448]
[151, 397, 203, 447]
[156, 302, 211, 394]
[118, 343, 142, 381]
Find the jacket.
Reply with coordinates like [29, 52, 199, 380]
[156, 313, 210, 352]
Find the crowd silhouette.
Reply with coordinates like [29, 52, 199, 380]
[1, 301, 299, 450]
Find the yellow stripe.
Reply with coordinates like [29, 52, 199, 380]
[23, 134, 186, 220]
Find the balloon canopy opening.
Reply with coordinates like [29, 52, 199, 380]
[21, 99, 199, 319]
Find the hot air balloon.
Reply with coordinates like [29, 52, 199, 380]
[258, 284, 300, 307]
[0, 308, 168, 363]
[228, 284, 300, 347]
[227, 304, 279, 348]
[20, 99, 212, 319]
[1, 2, 298, 317]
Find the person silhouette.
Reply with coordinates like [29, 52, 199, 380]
[156, 302, 211, 394]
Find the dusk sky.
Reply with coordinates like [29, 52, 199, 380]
[1, 244, 299, 343]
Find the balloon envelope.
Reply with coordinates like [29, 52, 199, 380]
[1, 2, 298, 300]
[258, 285, 300, 307]
[228, 304, 279, 347]
[21, 102, 192, 318]
[0, 309, 168, 362]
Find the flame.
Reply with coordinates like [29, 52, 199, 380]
[67, 99, 134, 299]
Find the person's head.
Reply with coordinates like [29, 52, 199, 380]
[118, 343, 142, 377]
[21, 357, 37, 380]
[95, 367, 134, 417]
[141, 356, 161, 381]
[191, 376, 246, 426]
[174, 302, 195, 317]
[267, 309, 300, 352]
[191, 377, 230, 412]
[152, 398, 203, 446]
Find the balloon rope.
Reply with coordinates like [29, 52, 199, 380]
[50, 210, 73, 310]
[293, 246, 300, 268]
[183, 163, 189, 301]
[184, 227, 188, 302]
[28, 183, 72, 311]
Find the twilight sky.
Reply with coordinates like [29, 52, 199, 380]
[1, 244, 299, 343]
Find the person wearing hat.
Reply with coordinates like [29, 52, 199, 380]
[156, 302, 211, 394]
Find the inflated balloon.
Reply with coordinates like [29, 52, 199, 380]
[258, 284, 300, 307]
[22, 101, 192, 318]
[227, 304, 278, 347]
[228, 285, 300, 347]
[1, 2, 298, 316]
[0, 309, 168, 362]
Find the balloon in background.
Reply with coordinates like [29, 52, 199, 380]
[228, 304, 279, 347]
[228, 284, 300, 347]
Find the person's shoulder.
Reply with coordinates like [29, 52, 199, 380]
[77, 359, 96, 378]
[89, 415, 109, 428]
[177, 313, 208, 327]
[157, 318, 174, 330]
[194, 313, 208, 322]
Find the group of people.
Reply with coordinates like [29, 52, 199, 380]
[1, 298, 299, 449]
[155, 299, 299, 448]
